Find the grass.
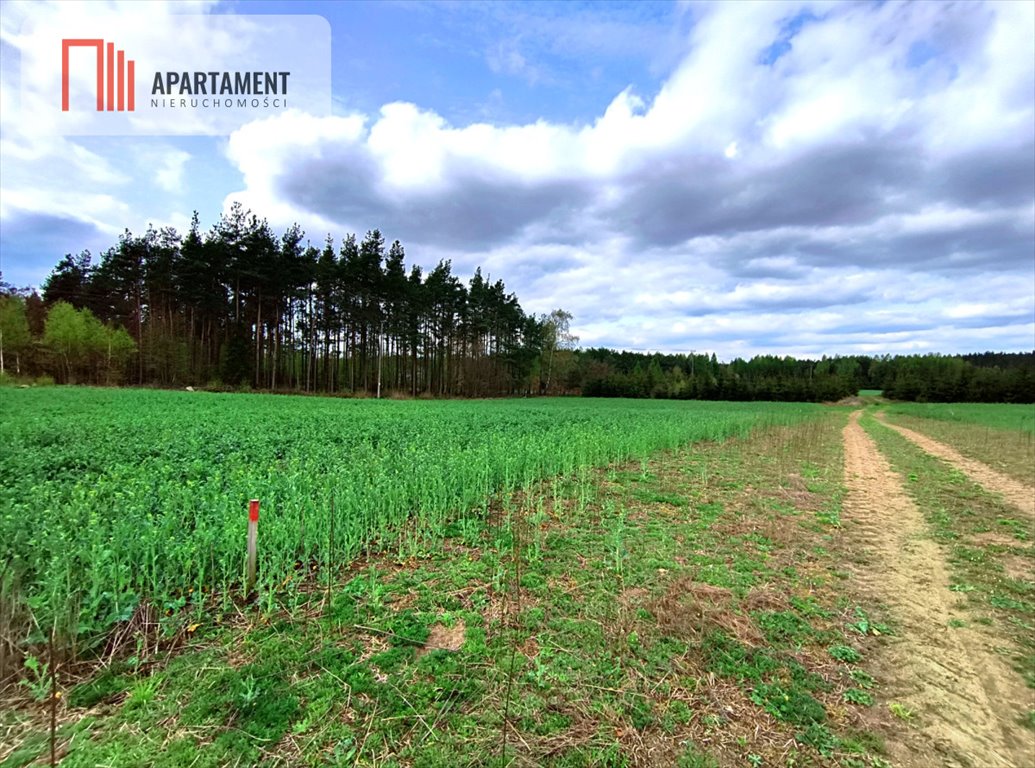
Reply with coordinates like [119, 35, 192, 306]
[0, 389, 822, 671]
[0, 410, 897, 767]
[882, 402, 1035, 434]
[879, 403, 1035, 486]
[862, 413, 1035, 701]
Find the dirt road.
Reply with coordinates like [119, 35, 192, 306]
[841, 411, 1033, 768]
[876, 413, 1035, 519]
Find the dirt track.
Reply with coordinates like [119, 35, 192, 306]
[842, 411, 1033, 768]
[876, 413, 1035, 519]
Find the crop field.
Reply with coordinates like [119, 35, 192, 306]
[883, 402, 1035, 433]
[1, 391, 1033, 768]
[0, 389, 819, 656]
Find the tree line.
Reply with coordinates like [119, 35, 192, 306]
[1, 204, 575, 396]
[556, 349, 1034, 403]
[1, 204, 1031, 403]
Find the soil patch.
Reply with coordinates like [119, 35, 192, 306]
[423, 620, 466, 653]
[969, 531, 1025, 549]
[1000, 554, 1035, 584]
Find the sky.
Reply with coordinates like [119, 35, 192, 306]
[1, 0, 1033, 359]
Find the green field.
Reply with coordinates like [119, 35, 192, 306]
[883, 401, 1035, 433]
[3, 394, 892, 768]
[4, 390, 1032, 767]
[0, 388, 819, 654]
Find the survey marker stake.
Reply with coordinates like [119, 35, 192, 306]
[246, 499, 259, 596]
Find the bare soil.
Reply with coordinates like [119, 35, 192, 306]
[876, 413, 1035, 520]
[424, 620, 466, 653]
[842, 411, 1033, 768]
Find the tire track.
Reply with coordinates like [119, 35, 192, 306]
[875, 412, 1035, 519]
[842, 411, 1033, 768]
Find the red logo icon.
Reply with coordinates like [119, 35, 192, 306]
[61, 39, 135, 111]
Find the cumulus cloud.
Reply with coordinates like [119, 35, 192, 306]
[216, 1, 1033, 355]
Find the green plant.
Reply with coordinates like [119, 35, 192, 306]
[678, 745, 720, 768]
[749, 682, 826, 725]
[848, 607, 890, 637]
[238, 674, 261, 710]
[1021, 710, 1035, 732]
[888, 702, 914, 721]
[124, 676, 161, 710]
[19, 655, 51, 702]
[849, 668, 875, 689]
[4, 399, 898, 768]
[843, 688, 873, 706]
[829, 644, 861, 663]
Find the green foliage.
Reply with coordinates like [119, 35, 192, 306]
[579, 349, 859, 402]
[0, 293, 31, 373]
[843, 688, 874, 706]
[42, 301, 137, 384]
[849, 669, 875, 689]
[67, 667, 131, 708]
[750, 681, 826, 725]
[0, 389, 821, 654]
[1022, 710, 1035, 732]
[847, 607, 891, 637]
[677, 747, 720, 768]
[754, 610, 821, 646]
[3, 405, 899, 768]
[878, 354, 1035, 403]
[888, 702, 914, 721]
[828, 644, 862, 663]
[19, 654, 51, 702]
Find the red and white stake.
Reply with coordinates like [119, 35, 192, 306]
[246, 499, 259, 595]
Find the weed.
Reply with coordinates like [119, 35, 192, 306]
[888, 702, 914, 721]
[678, 746, 720, 767]
[18, 655, 51, 703]
[829, 645, 862, 663]
[847, 607, 891, 637]
[750, 682, 826, 726]
[843, 688, 874, 706]
[849, 669, 875, 689]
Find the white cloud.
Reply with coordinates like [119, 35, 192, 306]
[155, 150, 189, 194]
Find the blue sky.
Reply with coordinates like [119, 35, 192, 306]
[1, 0, 1033, 358]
